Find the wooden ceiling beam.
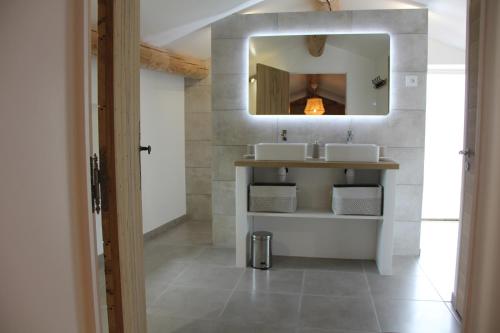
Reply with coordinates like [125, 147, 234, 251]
[91, 29, 208, 80]
[307, 0, 341, 57]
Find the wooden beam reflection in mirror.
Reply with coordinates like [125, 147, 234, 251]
[306, 35, 327, 57]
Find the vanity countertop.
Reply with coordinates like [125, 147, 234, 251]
[234, 158, 399, 170]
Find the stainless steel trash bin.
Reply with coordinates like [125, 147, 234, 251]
[251, 231, 272, 269]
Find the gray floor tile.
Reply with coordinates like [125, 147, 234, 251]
[146, 261, 187, 305]
[153, 285, 231, 319]
[220, 290, 301, 327]
[367, 273, 441, 301]
[300, 295, 379, 332]
[154, 229, 212, 246]
[195, 247, 236, 266]
[171, 263, 244, 290]
[146, 312, 217, 333]
[100, 221, 461, 333]
[419, 222, 459, 302]
[214, 321, 297, 333]
[375, 299, 461, 333]
[303, 271, 370, 297]
[236, 268, 304, 294]
[273, 256, 364, 272]
[298, 328, 374, 333]
[143, 245, 206, 272]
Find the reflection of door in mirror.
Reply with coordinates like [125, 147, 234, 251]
[256, 63, 290, 115]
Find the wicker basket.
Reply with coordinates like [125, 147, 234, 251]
[249, 183, 297, 213]
[332, 185, 382, 216]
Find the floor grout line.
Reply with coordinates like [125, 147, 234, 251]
[416, 260, 462, 325]
[144, 237, 209, 308]
[145, 260, 196, 309]
[363, 261, 383, 333]
[139, 222, 461, 332]
[215, 267, 247, 318]
[297, 269, 306, 327]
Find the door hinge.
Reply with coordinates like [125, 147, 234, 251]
[90, 153, 103, 214]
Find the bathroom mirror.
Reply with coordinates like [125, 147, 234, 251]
[249, 34, 390, 116]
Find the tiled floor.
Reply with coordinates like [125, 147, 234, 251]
[99, 220, 461, 333]
[419, 221, 460, 303]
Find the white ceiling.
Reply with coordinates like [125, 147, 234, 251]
[90, 0, 263, 49]
[91, 0, 466, 62]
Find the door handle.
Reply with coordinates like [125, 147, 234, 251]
[460, 149, 474, 171]
[139, 145, 152, 155]
[459, 149, 474, 157]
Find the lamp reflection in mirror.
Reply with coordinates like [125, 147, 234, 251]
[304, 97, 325, 115]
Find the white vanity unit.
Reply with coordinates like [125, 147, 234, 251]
[234, 159, 399, 275]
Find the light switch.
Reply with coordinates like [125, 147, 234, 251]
[405, 75, 418, 87]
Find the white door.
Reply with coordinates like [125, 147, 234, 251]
[453, 0, 483, 317]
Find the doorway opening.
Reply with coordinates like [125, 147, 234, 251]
[420, 65, 466, 304]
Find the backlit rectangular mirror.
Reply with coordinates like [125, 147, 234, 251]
[249, 34, 390, 116]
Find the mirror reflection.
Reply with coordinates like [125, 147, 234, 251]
[249, 34, 390, 116]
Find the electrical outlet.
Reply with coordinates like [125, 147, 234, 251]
[405, 75, 418, 87]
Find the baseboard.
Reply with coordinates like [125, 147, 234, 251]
[144, 214, 187, 241]
[97, 214, 187, 263]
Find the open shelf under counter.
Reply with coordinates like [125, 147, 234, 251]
[235, 158, 398, 275]
[247, 209, 383, 221]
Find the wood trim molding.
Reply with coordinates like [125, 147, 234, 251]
[91, 29, 208, 79]
[234, 159, 399, 170]
[97, 0, 147, 331]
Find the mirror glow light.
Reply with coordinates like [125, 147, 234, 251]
[248, 33, 390, 116]
[243, 31, 396, 120]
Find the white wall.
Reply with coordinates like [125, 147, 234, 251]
[140, 69, 186, 233]
[91, 60, 186, 254]
[428, 38, 465, 65]
[0, 1, 96, 332]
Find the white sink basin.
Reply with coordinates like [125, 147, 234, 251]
[254, 143, 307, 161]
[325, 143, 379, 162]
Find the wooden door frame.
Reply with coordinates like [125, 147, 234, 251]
[81, 0, 104, 331]
[84, 0, 147, 332]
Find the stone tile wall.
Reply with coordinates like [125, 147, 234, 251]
[211, 9, 428, 253]
[185, 73, 212, 225]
